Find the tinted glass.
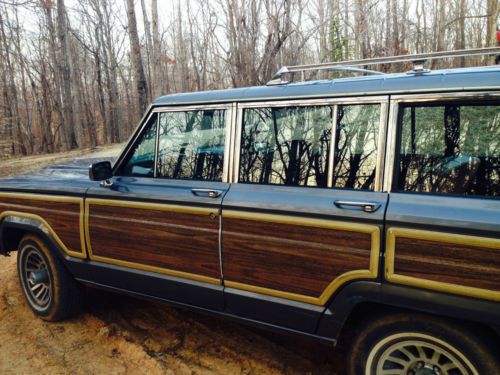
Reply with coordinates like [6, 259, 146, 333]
[121, 114, 157, 177]
[397, 103, 500, 197]
[239, 106, 332, 187]
[333, 104, 380, 190]
[157, 110, 226, 181]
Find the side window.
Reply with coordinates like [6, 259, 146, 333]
[333, 104, 381, 190]
[156, 109, 226, 181]
[239, 106, 332, 187]
[120, 114, 157, 177]
[396, 102, 500, 197]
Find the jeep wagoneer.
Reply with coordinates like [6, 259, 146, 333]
[1, 49, 499, 374]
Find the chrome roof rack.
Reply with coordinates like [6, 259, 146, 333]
[267, 47, 500, 85]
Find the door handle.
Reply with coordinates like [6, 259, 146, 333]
[334, 200, 381, 213]
[191, 188, 223, 198]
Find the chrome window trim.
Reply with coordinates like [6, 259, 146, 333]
[375, 102, 389, 192]
[383, 101, 399, 192]
[153, 104, 232, 112]
[327, 105, 338, 188]
[228, 103, 238, 183]
[222, 106, 234, 183]
[391, 91, 500, 102]
[383, 91, 500, 193]
[233, 106, 244, 183]
[236, 96, 388, 109]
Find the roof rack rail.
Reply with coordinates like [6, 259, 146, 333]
[267, 47, 500, 86]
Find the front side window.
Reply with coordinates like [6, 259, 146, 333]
[120, 114, 157, 177]
[239, 106, 332, 187]
[156, 109, 226, 181]
[333, 104, 381, 190]
[396, 102, 500, 197]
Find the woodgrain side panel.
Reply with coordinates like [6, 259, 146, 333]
[394, 237, 500, 292]
[222, 213, 376, 302]
[87, 200, 221, 282]
[0, 194, 83, 255]
[387, 228, 500, 302]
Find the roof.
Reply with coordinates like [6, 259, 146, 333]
[153, 66, 500, 106]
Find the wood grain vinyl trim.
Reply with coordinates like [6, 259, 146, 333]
[386, 227, 500, 302]
[0, 192, 86, 259]
[223, 210, 380, 305]
[84, 198, 220, 285]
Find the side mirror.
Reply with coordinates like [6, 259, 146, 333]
[89, 161, 113, 182]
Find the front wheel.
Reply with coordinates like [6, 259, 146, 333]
[347, 312, 500, 375]
[17, 234, 82, 321]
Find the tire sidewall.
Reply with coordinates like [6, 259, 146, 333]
[348, 314, 494, 375]
[17, 235, 60, 319]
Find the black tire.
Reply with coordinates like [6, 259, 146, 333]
[347, 312, 500, 375]
[17, 234, 82, 321]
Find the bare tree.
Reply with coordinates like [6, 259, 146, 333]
[126, 0, 148, 115]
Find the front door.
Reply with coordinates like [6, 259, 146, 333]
[221, 98, 389, 331]
[85, 105, 232, 310]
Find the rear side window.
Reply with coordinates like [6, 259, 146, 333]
[156, 109, 226, 181]
[396, 102, 500, 197]
[239, 106, 332, 187]
[333, 104, 381, 190]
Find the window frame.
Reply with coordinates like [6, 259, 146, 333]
[384, 91, 500, 194]
[114, 104, 234, 182]
[232, 96, 389, 191]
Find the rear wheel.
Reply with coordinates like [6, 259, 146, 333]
[347, 312, 499, 375]
[17, 234, 82, 321]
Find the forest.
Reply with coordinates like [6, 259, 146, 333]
[0, 0, 498, 156]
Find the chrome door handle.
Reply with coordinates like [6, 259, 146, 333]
[334, 200, 381, 213]
[191, 188, 223, 198]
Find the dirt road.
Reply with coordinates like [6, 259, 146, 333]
[0, 146, 342, 374]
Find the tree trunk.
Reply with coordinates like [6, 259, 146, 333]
[56, 0, 77, 149]
[151, 0, 161, 98]
[126, 0, 149, 117]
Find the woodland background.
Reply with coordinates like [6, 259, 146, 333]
[0, 0, 498, 156]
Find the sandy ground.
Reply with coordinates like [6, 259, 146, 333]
[0, 146, 343, 374]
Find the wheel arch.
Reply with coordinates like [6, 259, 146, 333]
[317, 281, 500, 344]
[0, 216, 69, 262]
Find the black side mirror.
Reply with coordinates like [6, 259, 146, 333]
[89, 161, 113, 182]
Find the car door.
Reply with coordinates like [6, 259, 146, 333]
[221, 97, 389, 332]
[384, 93, 500, 303]
[85, 105, 233, 310]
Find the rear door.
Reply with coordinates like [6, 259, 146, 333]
[384, 93, 500, 302]
[85, 105, 232, 310]
[221, 97, 389, 332]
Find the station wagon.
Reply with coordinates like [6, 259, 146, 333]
[1, 48, 500, 374]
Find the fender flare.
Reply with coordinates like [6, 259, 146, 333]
[317, 280, 500, 341]
[0, 213, 81, 261]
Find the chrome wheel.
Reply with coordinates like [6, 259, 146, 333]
[20, 245, 52, 310]
[366, 333, 478, 375]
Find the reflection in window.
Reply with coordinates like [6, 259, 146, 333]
[121, 114, 157, 177]
[239, 106, 332, 187]
[397, 103, 500, 197]
[333, 104, 380, 190]
[157, 110, 226, 181]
